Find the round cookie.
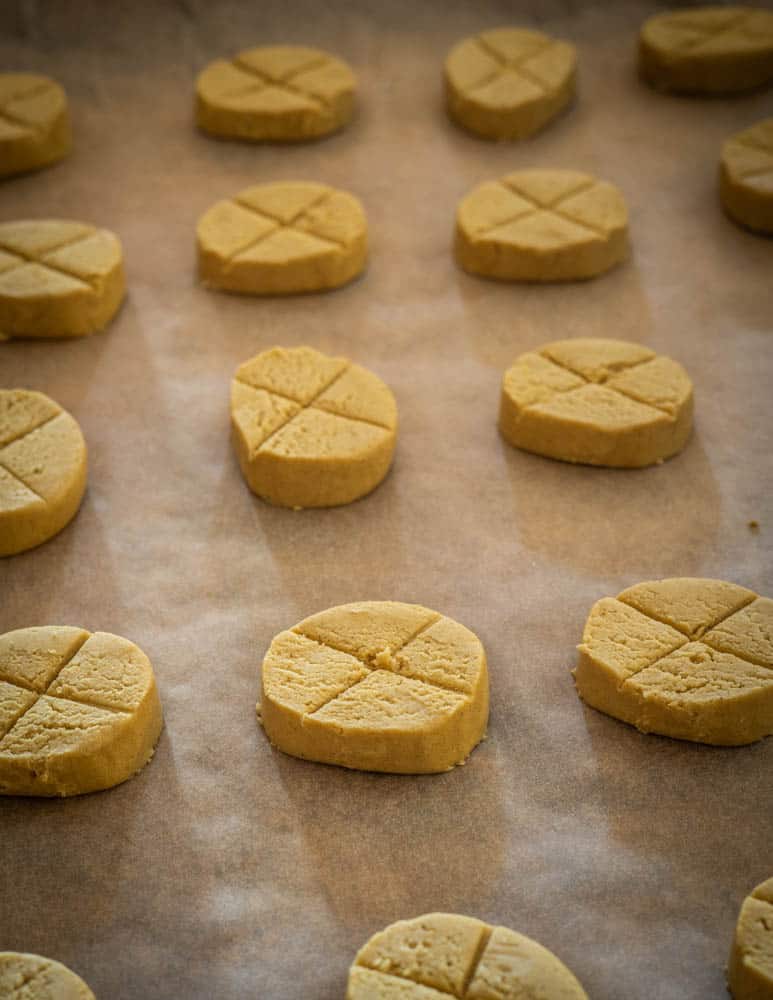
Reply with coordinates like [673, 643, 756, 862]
[198, 181, 367, 295]
[455, 169, 628, 282]
[347, 913, 588, 999]
[196, 44, 356, 141]
[260, 601, 488, 773]
[0, 952, 95, 999]
[499, 338, 693, 468]
[0, 389, 87, 556]
[444, 27, 576, 140]
[0, 73, 71, 179]
[0, 626, 163, 796]
[639, 6, 773, 94]
[728, 877, 773, 999]
[574, 578, 773, 746]
[720, 118, 773, 235]
[232, 346, 396, 508]
[0, 219, 125, 339]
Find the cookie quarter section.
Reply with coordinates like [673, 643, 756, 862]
[0, 389, 87, 556]
[196, 44, 356, 141]
[0, 626, 163, 795]
[445, 27, 576, 140]
[260, 602, 488, 773]
[231, 346, 396, 508]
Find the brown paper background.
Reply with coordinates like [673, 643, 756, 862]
[1, 1, 772, 997]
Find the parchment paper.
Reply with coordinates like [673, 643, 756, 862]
[1, 2, 772, 997]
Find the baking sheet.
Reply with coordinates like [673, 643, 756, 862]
[1, 1, 772, 997]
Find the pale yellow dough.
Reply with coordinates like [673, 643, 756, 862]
[0, 389, 87, 557]
[231, 346, 396, 508]
[260, 602, 488, 773]
[639, 6, 773, 94]
[196, 44, 356, 141]
[0, 74, 71, 179]
[575, 578, 773, 746]
[0, 952, 95, 1000]
[728, 877, 773, 1000]
[720, 118, 773, 234]
[198, 181, 367, 295]
[0, 625, 163, 796]
[445, 27, 576, 140]
[348, 913, 588, 999]
[455, 169, 628, 282]
[499, 338, 693, 468]
[0, 219, 125, 339]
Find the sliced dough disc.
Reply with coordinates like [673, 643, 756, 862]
[260, 602, 488, 773]
[347, 913, 588, 998]
[498, 338, 693, 467]
[728, 876, 773, 999]
[0, 73, 71, 178]
[574, 577, 773, 745]
[0, 625, 163, 795]
[720, 117, 773, 234]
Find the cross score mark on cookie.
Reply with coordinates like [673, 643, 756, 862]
[0, 229, 100, 292]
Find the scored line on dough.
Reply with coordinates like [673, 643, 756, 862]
[230, 56, 329, 109]
[0, 458, 47, 503]
[480, 181, 611, 244]
[460, 924, 493, 998]
[0, 409, 60, 450]
[672, 12, 756, 53]
[225, 191, 349, 263]
[0, 233, 101, 291]
[617, 591, 758, 640]
[470, 34, 555, 97]
[354, 967, 459, 998]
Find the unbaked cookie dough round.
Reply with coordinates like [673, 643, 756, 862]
[0, 73, 71, 179]
[499, 338, 693, 468]
[639, 6, 773, 94]
[728, 876, 773, 999]
[455, 169, 628, 282]
[196, 44, 356, 141]
[198, 181, 367, 295]
[260, 601, 488, 773]
[0, 952, 95, 999]
[720, 118, 773, 234]
[347, 913, 588, 999]
[0, 625, 163, 796]
[574, 578, 773, 746]
[0, 219, 125, 339]
[0, 389, 87, 557]
[232, 346, 396, 508]
[444, 27, 576, 140]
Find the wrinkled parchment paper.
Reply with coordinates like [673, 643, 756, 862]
[1, 1, 772, 997]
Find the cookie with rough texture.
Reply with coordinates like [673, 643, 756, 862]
[0, 626, 163, 796]
[0, 952, 95, 999]
[445, 27, 576, 140]
[0, 219, 125, 339]
[639, 6, 773, 94]
[232, 346, 396, 508]
[0, 73, 71, 178]
[196, 44, 356, 141]
[198, 181, 367, 294]
[455, 169, 628, 282]
[720, 118, 773, 234]
[0, 389, 87, 556]
[728, 876, 773, 999]
[260, 602, 488, 773]
[347, 913, 588, 999]
[575, 578, 773, 745]
[499, 338, 693, 468]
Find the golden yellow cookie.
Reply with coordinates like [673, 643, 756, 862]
[445, 27, 576, 140]
[0, 73, 71, 179]
[0, 625, 163, 796]
[720, 118, 773, 234]
[0, 389, 87, 556]
[260, 602, 488, 773]
[196, 44, 356, 141]
[499, 338, 693, 468]
[232, 346, 396, 508]
[348, 913, 588, 999]
[639, 6, 773, 94]
[198, 181, 367, 295]
[728, 877, 773, 999]
[0, 220, 125, 339]
[575, 578, 773, 746]
[455, 169, 628, 282]
[0, 952, 94, 999]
